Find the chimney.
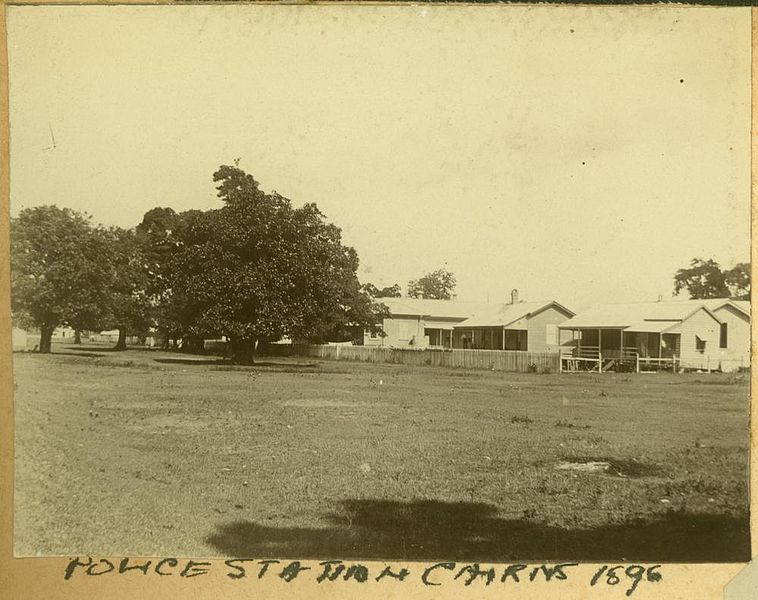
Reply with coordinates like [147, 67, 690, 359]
[510, 289, 519, 304]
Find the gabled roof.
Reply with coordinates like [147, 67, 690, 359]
[697, 298, 751, 318]
[454, 301, 575, 329]
[559, 301, 721, 331]
[378, 297, 491, 320]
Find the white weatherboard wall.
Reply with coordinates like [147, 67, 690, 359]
[712, 304, 750, 371]
[366, 315, 467, 348]
[526, 306, 576, 353]
[366, 315, 423, 347]
[677, 308, 722, 370]
[507, 305, 576, 353]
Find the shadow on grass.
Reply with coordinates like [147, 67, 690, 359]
[52, 351, 109, 358]
[62, 345, 132, 353]
[153, 357, 319, 369]
[154, 357, 227, 366]
[205, 499, 749, 562]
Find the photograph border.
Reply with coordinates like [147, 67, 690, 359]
[0, 3, 754, 599]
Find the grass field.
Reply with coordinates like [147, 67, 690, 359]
[12, 343, 750, 561]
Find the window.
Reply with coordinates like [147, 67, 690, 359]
[696, 336, 706, 353]
[545, 324, 558, 346]
[720, 323, 728, 349]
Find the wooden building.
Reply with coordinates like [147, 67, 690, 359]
[558, 301, 726, 372]
[363, 297, 490, 348]
[452, 300, 575, 352]
[690, 299, 750, 372]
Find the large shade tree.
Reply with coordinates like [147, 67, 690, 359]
[10, 206, 113, 353]
[170, 164, 381, 363]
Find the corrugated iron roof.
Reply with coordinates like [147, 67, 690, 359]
[623, 320, 681, 333]
[454, 301, 574, 328]
[697, 298, 751, 317]
[378, 297, 491, 320]
[731, 300, 751, 313]
[560, 301, 721, 330]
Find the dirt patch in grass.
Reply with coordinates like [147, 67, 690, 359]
[283, 399, 387, 409]
[210, 363, 319, 373]
[558, 457, 662, 478]
[124, 414, 212, 433]
[442, 371, 486, 379]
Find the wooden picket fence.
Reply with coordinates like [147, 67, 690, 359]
[258, 342, 560, 373]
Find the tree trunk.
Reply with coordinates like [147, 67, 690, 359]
[39, 325, 54, 354]
[185, 335, 205, 355]
[230, 337, 257, 365]
[114, 327, 127, 351]
[74, 329, 82, 344]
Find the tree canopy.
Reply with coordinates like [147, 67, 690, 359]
[10, 206, 114, 352]
[361, 282, 401, 298]
[102, 227, 154, 349]
[673, 258, 750, 300]
[10, 165, 394, 359]
[164, 164, 380, 362]
[407, 268, 457, 300]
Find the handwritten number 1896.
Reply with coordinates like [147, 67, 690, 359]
[590, 564, 662, 596]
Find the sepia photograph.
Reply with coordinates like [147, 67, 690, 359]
[5, 4, 752, 566]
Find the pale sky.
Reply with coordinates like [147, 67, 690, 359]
[6, 5, 752, 310]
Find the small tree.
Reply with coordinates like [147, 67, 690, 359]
[361, 282, 401, 298]
[407, 268, 457, 300]
[11, 206, 113, 353]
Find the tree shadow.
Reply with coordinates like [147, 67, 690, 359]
[62, 345, 126, 353]
[205, 499, 749, 562]
[153, 357, 319, 369]
[52, 351, 108, 358]
[153, 357, 227, 366]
